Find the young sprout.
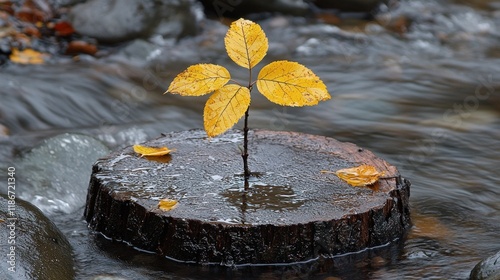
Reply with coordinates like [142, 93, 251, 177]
[166, 18, 331, 178]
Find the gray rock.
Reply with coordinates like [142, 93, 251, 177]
[151, 0, 202, 39]
[312, 0, 387, 13]
[48, 0, 86, 8]
[0, 194, 75, 280]
[69, 0, 159, 43]
[115, 39, 162, 64]
[470, 251, 500, 280]
[198, 0, 386, 18]
[199, 0, 311, 18]
[92, 276, 129, 280]
[69, 0, 201, 43]
[15, 133, 109, 215]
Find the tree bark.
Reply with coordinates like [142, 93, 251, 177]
[84, 130, 411, 265]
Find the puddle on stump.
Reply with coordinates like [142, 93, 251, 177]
[222, 178, 305, 211]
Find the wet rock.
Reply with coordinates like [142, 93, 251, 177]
[15, 133, 109, 215]
[48, 0, 86, 8]
[199, 0, 311, 18]
[91, 276, 128, 280]
[68, 0, 158, 43]
[199, 0, 387, 18]
[150, 0, 202, 39]
[0, 194, 75, 280]
[470, 250, 500, 280]
[312, 0, 387, 13]
[451, 0, 500, 10]
[114, 39, 160, 64]
[69, 0, 201, 44]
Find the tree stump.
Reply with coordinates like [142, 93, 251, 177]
[84, 130, 411, 265]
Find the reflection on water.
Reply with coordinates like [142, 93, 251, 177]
[222, 183, 305, 212]
[1, 0, 500, 278]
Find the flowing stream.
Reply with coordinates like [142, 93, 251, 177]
[1, 0, 500, 279]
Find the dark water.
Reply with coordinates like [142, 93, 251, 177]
[1, 0, 500, 279]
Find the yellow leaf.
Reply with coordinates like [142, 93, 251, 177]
[409, 213, 452, 240]
[225, 18, 268, 69]
[158, 198, 178, 211]
[326, 165, 385, 187]
[133, 145, 173, 157]
[166, 64, 230, 96]
[10, 48, 46, 64]
[204, 84, 250, 137]
[256, 60, 331, 106]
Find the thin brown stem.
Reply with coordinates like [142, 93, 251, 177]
[241, 67, 253, 184]
[242, 108, 250, 182]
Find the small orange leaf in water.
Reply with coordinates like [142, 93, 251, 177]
[158, 198, 178, 211]
[133, 145, 173, 157]
[323, 165, 385, 187]
[10, 48, 46, 64]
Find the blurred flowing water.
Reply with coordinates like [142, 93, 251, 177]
[1, 0, 500, 279]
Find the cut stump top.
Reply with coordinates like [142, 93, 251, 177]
[85, 130, 411, 265]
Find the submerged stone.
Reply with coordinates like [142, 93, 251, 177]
[85, 130, 411, 265]
[0, 194, 75, 280]
[15, 133, 109, 215]
[470, 250, 500, 280]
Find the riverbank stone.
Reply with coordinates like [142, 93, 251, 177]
[85, 129, 411, 265]
[0, 194, 75, 280]
[313, 0, 386, 13]
[470, 250, 500, 280]
[199, 0, 386, 18]
[69, 0, 158, 43]
[69, 0, 200, 43]
[15, 133, 109, 215]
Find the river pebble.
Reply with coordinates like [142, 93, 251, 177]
[470, 251, 500, 280]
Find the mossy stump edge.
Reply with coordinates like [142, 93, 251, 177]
[84, 130, 411, 265]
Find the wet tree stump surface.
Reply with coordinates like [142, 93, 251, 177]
[85, 130, 411, 265]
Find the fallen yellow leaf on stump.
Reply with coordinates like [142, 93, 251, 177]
[323, 165, 385, 187]
[158, 198, 178, 211]
[133, 145, 173, 157]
